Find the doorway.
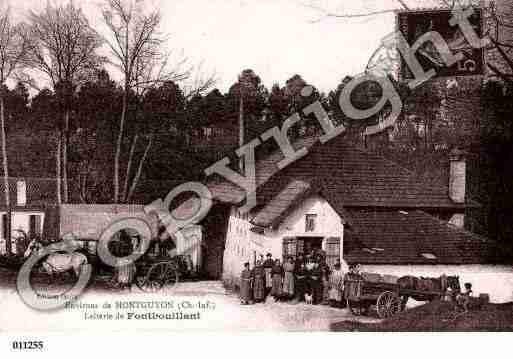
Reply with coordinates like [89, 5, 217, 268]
[300, 236, 323, 256]
[282, 236, 341, 268]
[282, 236, 323, 261]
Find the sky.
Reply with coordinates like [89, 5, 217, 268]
[7, 0, 448, 94]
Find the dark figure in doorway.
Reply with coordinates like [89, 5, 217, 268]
[307, 257, 323, 304]
[270, 259, 283, 300]
[295, 255, 305, 271]
[263, 253, 274, 297]
[295, 262, 308, 302]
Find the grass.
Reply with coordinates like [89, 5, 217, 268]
[331, 300, 513, 331]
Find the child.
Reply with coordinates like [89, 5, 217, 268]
[456, 282, 473, 312]
[443, 286, 453, 302]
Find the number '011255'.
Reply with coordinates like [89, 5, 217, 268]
[12, 341, 44, 350]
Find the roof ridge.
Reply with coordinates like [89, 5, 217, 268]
[412, 210, 490, 243]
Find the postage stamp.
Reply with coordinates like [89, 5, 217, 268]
[0, 0, 512, 354]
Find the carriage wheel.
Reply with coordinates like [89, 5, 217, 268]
[136, 263, 167, 292]
[376, 291, 401, 319]
[347, 300, 367, 316]
[162, 263, 179, 288]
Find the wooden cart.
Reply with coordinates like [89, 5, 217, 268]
[344, 274, 460, 319]
[344, 277, 402, 318]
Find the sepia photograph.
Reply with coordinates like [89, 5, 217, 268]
[0, 0, 512, 348]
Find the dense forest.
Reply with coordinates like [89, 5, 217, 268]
[0, 1, 512, 246]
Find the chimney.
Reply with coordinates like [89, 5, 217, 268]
[449, 148, 466, 204]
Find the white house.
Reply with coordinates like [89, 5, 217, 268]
[224, 188, 348, 284]
[0, 178, 58, 255]
[196, 135, 513, 303]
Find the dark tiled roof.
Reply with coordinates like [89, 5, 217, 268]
[171, 133, 472, 224]
[344, 210, 509, 265]
[252, 180, 312, 227]
[168, 136, 318, 220]
[206, 134, 470, 209]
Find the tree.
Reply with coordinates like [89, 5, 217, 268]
[228, 69, 267, 150]
[0, 7, 30, 255]
[30, 88, 59, 132]
[301, 0, 410, 22]
[202, 89, 226, 126]
[301, 1, 483, 23]
[121, 80, 186, 203]
[5, 82, 29, 131]
[268, 83, 288, 125]
[74, 69, 122, 203]
[101, 0, 193, 203]
[28, 2, 103, 203]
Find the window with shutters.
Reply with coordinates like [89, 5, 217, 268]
[324, 237, 341, 269]
[282, 237, 305, 262]
[305, 214, 317, 232]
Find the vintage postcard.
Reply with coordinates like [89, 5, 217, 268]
[0, 0, 513, 351]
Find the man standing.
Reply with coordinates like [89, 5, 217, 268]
[240, 262, 252, 305]
[263, 253, 274, 298]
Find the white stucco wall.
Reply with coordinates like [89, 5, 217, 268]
[359, 264, 513, 304]
[223, 195, 346, 286]
[0, 211, 45, 255]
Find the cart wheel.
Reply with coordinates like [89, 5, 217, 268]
[347, 300, 367, 316]
[376, 291, 401, 319]
[163, 263, 179, 288]
[136, 263, 167, 292]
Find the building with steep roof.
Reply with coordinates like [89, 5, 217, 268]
[0, 177, 60, 255]
[203, 133, 513, 302]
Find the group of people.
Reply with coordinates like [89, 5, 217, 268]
[239, 251, 351, 308]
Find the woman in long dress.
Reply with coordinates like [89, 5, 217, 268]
[270, 259, 283, 300]
[321, 261, 331, 305]
[240, 262, 252, 304]
[329, 262, 345, 307]
[282, 257, 295, 300]
[295, 262, 308, 302]
[252, 260, 266, 302]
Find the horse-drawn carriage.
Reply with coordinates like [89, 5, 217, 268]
[24, 233, 196, 292]
[344, 272, 461, 319]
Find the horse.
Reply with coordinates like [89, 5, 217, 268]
[24, 239, 89, 281]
